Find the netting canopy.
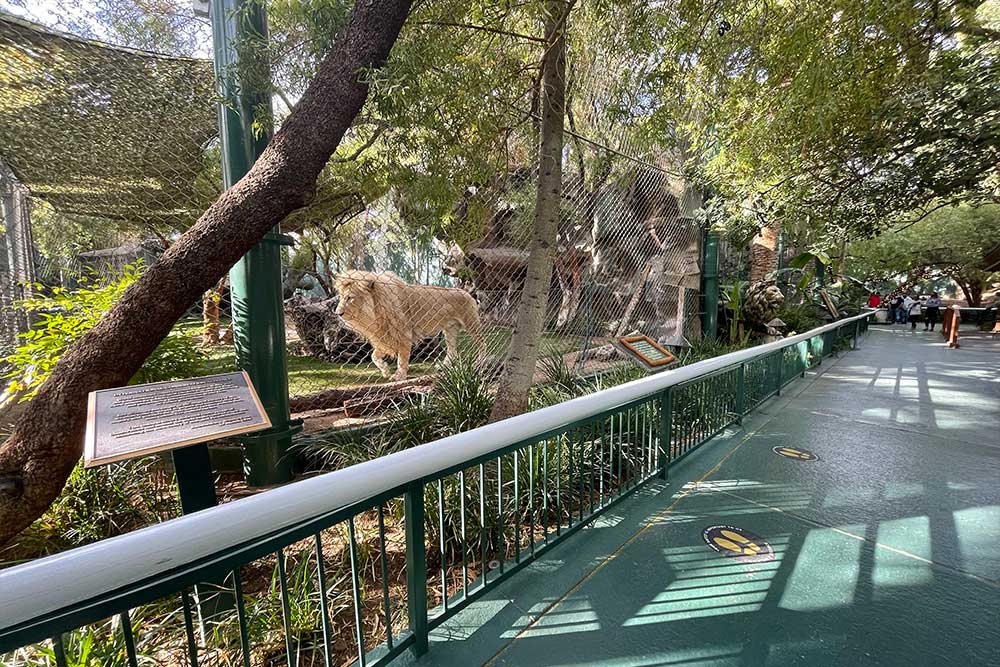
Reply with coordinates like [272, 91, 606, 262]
[0, 13, 216, 232]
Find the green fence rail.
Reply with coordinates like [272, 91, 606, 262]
[0, 313, 871, 667]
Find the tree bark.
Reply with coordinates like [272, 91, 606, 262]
[0, 0, 413, 547]
[490, 1, 568, 421]
[201, 277, 227, 347]
[749, 219, 781, 282]
[953, 275, 983, 306]
[970, 280, 983, 307]
[202, 291, 221, 346]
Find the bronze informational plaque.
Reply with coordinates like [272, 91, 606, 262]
[617, 334, 678, 369]
[84, 371, 271, 467]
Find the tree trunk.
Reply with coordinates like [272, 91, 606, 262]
[0, 0, 413, 547]
[490, 1, 568, 421]
[749, 219, 781, 282]
[201, 278, 227, 347]
[202, 291, 221, 346]
[970, 280, 983, 307]
[956, 277, 984, 306]
[955, 278, 976, 307]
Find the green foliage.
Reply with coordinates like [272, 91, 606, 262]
[530, 356, 648, 411]
[848, 203, 1000, 304]
[644, 0, 1000, 241]
[2, 264, 205, 401]
[5, 457, 179, 566]
[25, 626, 129, 667]
[675, 336, 753, 367]
[295, 350, 494, 471]
[430, 352, 495, 434]
[721, 281, 750, 345]
[774, 304, 824, 336]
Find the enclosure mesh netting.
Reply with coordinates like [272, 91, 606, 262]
[0, 3, 706, 427]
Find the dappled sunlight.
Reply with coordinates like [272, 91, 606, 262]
[549, 646, 747, 667]
[501, 596, 601, 638]
[621, 537, 790, 627]
[823, 485, 882, 508]
[414, 327, 1000, 665]
[953, 506, 1000, 568]
[882, 481, 925, 500]
[779, 525, 864, 611]
[430, 599, 511, 643]
[873, 517, 934, 589]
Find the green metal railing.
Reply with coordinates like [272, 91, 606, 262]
[0, 313, 871, 667]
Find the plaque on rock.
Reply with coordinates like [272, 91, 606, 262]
[617, 334, 678, 370]
[84, 371, 271, 467]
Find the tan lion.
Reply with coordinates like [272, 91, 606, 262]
[334, 271, 483, 381]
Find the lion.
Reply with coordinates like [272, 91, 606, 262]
[334, 270, 483, 381]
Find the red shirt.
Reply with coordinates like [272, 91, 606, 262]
[868, 294, 882, 308]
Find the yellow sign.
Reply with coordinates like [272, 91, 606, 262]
[703, 525, 775, 563]
[771, 446, 819, 462]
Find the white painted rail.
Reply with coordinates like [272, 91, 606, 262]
[0, 311, 871, 629]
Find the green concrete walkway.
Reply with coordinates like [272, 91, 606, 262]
[396, 327, 1000, 666]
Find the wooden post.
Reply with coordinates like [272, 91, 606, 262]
[944, 307, 961, 349]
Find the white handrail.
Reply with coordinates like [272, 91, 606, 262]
[0, 311, 871, 630]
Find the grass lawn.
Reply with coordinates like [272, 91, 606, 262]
[190, 320, 586, 398]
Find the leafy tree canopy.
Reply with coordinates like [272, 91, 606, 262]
[847, 203, 1000, 304]
[642, 0, 1000, 244]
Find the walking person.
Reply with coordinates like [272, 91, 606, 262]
[868, 292, 882, 309]
[889, 294, 905, 324]
[924, 292, 942, 331]
[904, 294, 922, 330]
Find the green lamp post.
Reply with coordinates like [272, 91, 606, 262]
[209, 0, 298, 486]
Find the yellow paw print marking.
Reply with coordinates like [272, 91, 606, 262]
[714, 530, 762, 556]
[703, 525, 775, 562]
[772, 446, 819, 461]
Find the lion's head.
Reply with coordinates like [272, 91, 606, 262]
[334, 273, 377, 324]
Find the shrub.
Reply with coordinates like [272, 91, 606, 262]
[4, 457, 179, 566]
[0, 263, 205, 565]
[295, 349, 494, 472]
[774, 303, 824, 335]
[1, 263, 205, 403]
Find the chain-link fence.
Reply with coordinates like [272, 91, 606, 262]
[0, 7, 219, 394]
[282, 158, 705, 416]
[1, 4, 707, 431]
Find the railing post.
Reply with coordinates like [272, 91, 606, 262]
[405, 482, 429, 657]
[658, 389, 672, 480]
[852, 319, 860, 349]
[773, 351, 782, 396]
[735, 363, 745, 424]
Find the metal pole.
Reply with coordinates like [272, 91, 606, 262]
[172, 445, 218, 514]
[209, 0, 297, 486]
[405, 482, 429, 656]
[658, 389, 672, 480]
[735, 363, 745, 424]
[701, 230, 719, 339]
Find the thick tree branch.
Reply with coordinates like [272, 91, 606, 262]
[414, 20, 546, 43]
[0, 0, 414, 547]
